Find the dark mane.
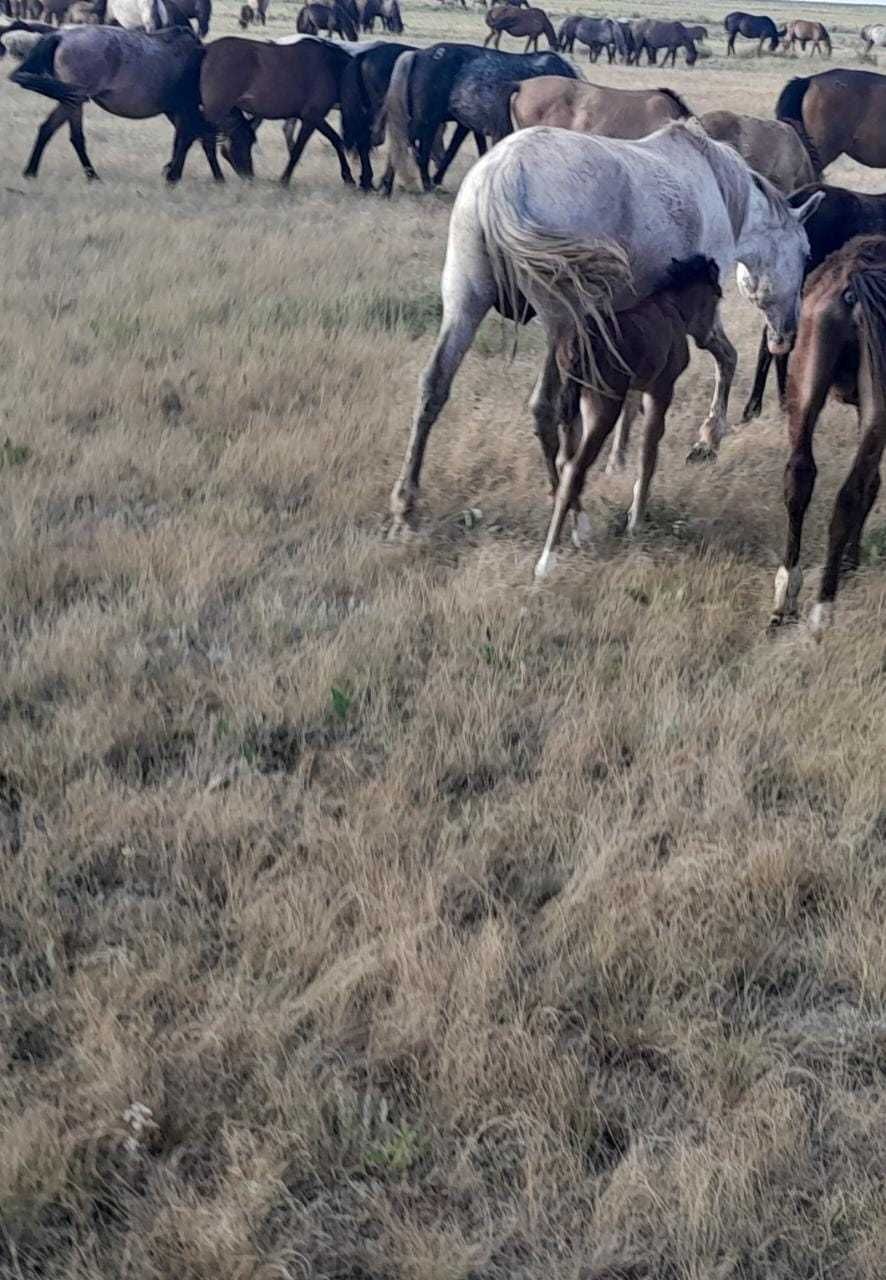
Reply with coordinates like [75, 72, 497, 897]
[657, 254, 721, 295]
[655, 85, 693, 118]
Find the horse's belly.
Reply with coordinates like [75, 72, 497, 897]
[94, 92, 163, 119]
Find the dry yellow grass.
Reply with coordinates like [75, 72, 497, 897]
[2, 1, 886, 1276]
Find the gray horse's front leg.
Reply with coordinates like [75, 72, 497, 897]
[686, 316, 737, 464]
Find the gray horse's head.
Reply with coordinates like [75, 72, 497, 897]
[737, 187, 826, 354]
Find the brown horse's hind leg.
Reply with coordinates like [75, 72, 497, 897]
[529, 346, 563, 495]
[685, 316, 737, 463]
[813, 358, 886, 631]
[314, 118, 355, 185]
[605, 390, 642, 474]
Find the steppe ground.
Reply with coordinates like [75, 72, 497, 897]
[3, 1, 886, 1276]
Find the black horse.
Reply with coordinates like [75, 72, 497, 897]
[379, 42, 578, 194]
[724, 10, 782, 54]
[338, 40, 415, 188]
[742, 183, 886, 420]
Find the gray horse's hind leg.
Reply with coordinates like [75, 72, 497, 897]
[685, 315, 738, 463]
[24, 103, 96, 180]
[390, 272, 497, 533]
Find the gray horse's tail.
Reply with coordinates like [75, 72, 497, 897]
[775, 76, 822, 179]
[10, 32, 84, 103]
[382, 48, 420, 191]
[477, 148, 633, 390]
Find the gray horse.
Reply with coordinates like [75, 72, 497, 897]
[10, 25, 222, 181]
[389, 121, 823, 540]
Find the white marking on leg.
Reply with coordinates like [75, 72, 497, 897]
[571, 510, 592, 549]
[808, 600, 833, 636]
[534, 549, 557, 579]
[773, 564, 803, 617]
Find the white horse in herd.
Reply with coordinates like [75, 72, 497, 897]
[860, 24, 886, 56]
[389, 119, 823, 560]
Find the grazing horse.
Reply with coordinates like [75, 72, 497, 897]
[537, 257, 723, 576]
[92, 0, 189, 28]
[860, 25, 886, 57]
[683, 24, 707, 41]
[742, 184, 886, 421]
[509, 76, 692, 137]
[9, 26, 221, 181]
[700, 111, 815, 193]
[776, 70, 886, 178]
[572, 17, 627, 63]
[361, 0, 400, 31]
[783, 19, 830, 57]
[337, 39, 414, 187]
[296, 1, 358, 40]
[168, 0, 210, 35]
[379, 42, 578, 194]
[388, 121, 823, 534]
[724, 10, 781, 55]
[238, 0, 267, 25]
[770, 236, 886, 633]
[484, 6, 557, 53]
[200, 37, 356, 187]
[632, 19, 697, 67]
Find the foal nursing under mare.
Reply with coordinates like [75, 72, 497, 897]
[389, 121, 821, 536]
[771, 236, 886, 633]
[536, 256, 723, 579]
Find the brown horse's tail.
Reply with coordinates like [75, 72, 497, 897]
[775, 76, 823, 180]
[382, 48, 420, 191]
[853, 259, 886, 395]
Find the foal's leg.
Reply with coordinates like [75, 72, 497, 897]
[775, 353, 790, 410]
[390, 252, 498, 533]
[605, 389, 642, 474]
[627, 384, 673, 533]
[740, 327, 773, 422]
[199, 129, 225, 183]
[529, 345, 563, 495]
[686, 315, 737, 463]
[535, 390, 624, 577]
[23, 103, 77, 179]
[812, 359, 886, 632]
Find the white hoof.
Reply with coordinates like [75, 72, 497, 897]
[808, 601, 833, 637]
[571, 511, 592, 550]
[534, 549, 556, 579]
[773, 564, 802, 617]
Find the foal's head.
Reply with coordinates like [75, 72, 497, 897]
[660, 254, 722, 340]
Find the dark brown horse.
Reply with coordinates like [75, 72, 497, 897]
[296, 1, 358, 39]
[776, 70, 886, 179]
[770, 236, 886, 633]
[200, 36, 354, 186]
[534, 256, 723, 578]
[632, 18, 697, 66]
[484, 5, 557, 52]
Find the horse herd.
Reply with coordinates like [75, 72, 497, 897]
[1, 12, 886, 630]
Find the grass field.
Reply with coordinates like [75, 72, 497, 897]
[3, 2, 886, 1276]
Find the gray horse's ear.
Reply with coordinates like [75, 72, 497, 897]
[791, 191, 825, 224]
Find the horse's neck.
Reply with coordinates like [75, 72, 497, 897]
[735, 181, 780, 270]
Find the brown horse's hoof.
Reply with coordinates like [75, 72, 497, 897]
[685, 442, 717, 464]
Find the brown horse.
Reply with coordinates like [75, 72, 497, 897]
[200, 37, 355, 186]
[509, 76, 691, 137]
[783, 18, 830, 56]
[700, 110, 816, 193]
[776, 70, 886, 177]
[484, 5, 556, 52]
[534, 255, 723, 579]
[770, 236, 886, 633]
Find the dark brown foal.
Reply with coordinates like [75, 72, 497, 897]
[534, 255, 723, 578]
[771, 235, 886, 633]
